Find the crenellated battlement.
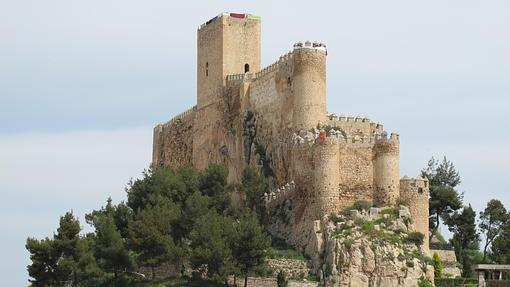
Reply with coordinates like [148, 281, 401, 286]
[375, 132, 400, 144]
[263, 181, 296, 211]
[400, 176, 429, 192]
[254, 52, 292, 79]
[293, 41, 327, 54]
[198, 12, 260, 30]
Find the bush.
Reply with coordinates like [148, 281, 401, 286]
[329, 213, 343, 224]
[433, 252, 443, 279]
[277, 270, 288, 287]
[418, 277, 433, 287]
[352, 200, 372, 211]
[405, 232, 425, 247]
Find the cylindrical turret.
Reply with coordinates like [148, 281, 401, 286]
[400, 176, 430, 254]
[313, 139, 340, 218]
[373, 132, 400, 206]
[292, 41, 327, 130]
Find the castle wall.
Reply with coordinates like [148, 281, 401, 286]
[373, 134, 400, 206]
[313, 140, 341, 217]
[400, 177, 430, 254]
[292, 48, 327, 130]
[153, 107, 195, 167]
[337, 143, 375, 210]
[325, 116, 383, 141]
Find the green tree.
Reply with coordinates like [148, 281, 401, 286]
[128, 196, 184, 279]
[127, 165, 199, 212]
[445, 205, 480, 276]
[91, 213, 134, 277]
[421, 157, 461, 188]
[490, 216, 510, 264]
[53, 212, 84, 285]
[421, 157, 463, 241]
[433, 252, 443, 279]
[479, 199, 508, 260]
[198, 164, 232, 213]
[232, 212, 271, 287]
[74, 235, 102, 283]
[189, 211, 235, 281]
[178, 191, 213, 240]
[240, 166, 267, 218]
[27, 212, 99, 286]
[85, 198, 134, 239]
[26, 237, 58, 286]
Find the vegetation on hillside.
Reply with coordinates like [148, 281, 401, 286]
[422, 156, 510, 279]
[26, 164, 272, 287]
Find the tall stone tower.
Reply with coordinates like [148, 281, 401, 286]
[197, 13, 261, 108]
[193, 13, 261, 170]
[292, 44, 327, 130]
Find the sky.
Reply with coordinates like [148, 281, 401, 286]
[1, 0, 510, 285]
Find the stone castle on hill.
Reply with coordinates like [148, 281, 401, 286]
[153, 12, 431, 264]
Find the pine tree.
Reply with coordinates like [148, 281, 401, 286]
[480, 199, 508, 261]
[232, 212, 271, 287]
[128, 196, 183, 279]
[189, 211, 235, 280]
[26, 237, 58, 286]
[92, 213, 134, 277]
[446, 205, 480, 276]
[421, 156, 463, 241]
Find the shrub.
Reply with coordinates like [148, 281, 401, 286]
[417, 277, 433, 287]
[343, 239, 354, 249]
[405, 232, 425, 247]
[433, 252, 443, 279]
[352, 200, 372, 211]
[305, 274, 320, 282]
[277, 270, 288, 287]
[329, 213, 343, 224]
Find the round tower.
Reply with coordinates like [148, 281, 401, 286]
[292, 41, 327, 130]
[373, 132, 400, 206]
[313, 138, 340, 218]
[400, 176, 430, 254]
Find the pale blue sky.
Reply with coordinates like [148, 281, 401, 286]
[1, 1, 510, 285]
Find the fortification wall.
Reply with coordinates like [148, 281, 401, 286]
[312, 139, 341, 217]
[373, 133, 400, 206]
[292, 46, 327, 130]
[325, 115, 383, 141]
[400, 177, 430, 254]
[153, 106, 196, 167]
[337, 142, 375, 210]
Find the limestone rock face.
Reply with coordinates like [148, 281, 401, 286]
[268, 207, 434, 287]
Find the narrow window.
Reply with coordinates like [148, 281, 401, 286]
[206, 62, 209, 77]
[244, 63, 250, 73]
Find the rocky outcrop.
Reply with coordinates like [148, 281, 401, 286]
[268, 205, 434, 287]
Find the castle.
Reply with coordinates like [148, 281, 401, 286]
[152, 13, 430, 256]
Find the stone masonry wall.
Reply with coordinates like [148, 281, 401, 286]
[153, 108, 195, 167]
[313, 139, 341, 217]
[337, 142, 375, 210]
[373, 134, 400, 206]
[400, 177, 430, 254]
